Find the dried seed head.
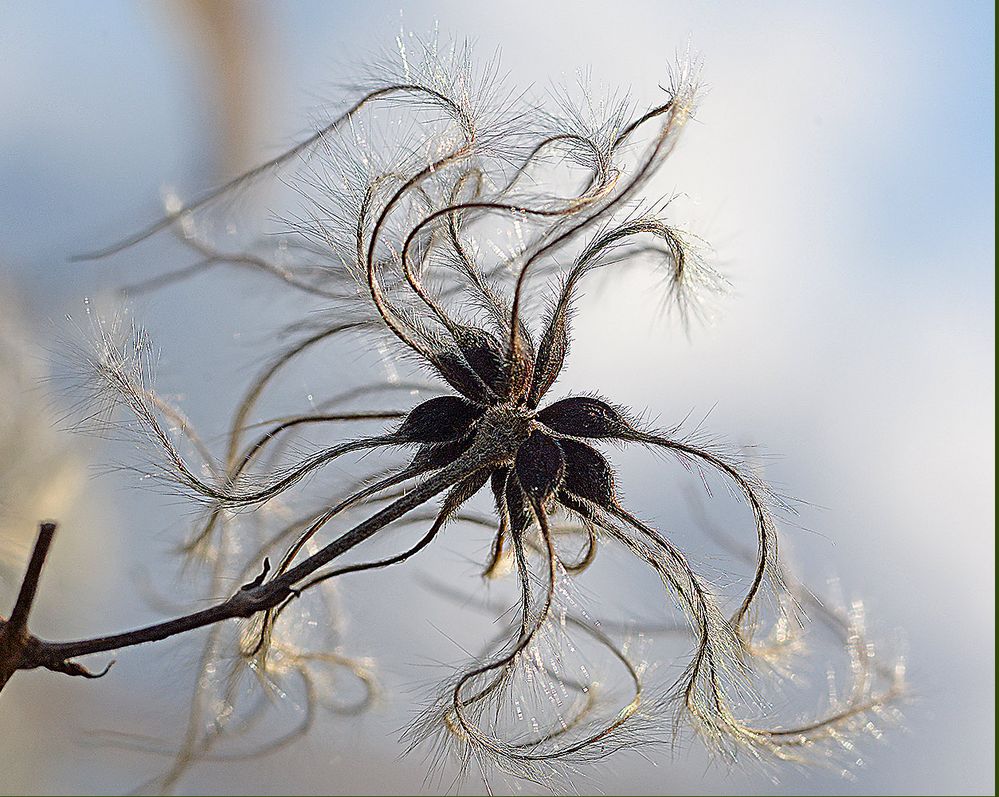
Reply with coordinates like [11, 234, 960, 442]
[397, 395, 484, 442]
[538, 396, 632, 438]
[63, 29, 901, 794]
[559, 438, 617, 508]
[514, 430, 566, 502]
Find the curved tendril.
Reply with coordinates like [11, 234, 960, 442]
[181, 412, 406, 559]
[294, 650, 378, 716]
[508, 97, 688, 373]
[193, 434, 395, 507]
[396, 170, 478, 336]
[453, 616, 632, 757]
[165, 326, 357, 543]
[355, 171, 437, 275]
[689, 491, 905, 748]
[74, 84, 471, 261]
[548, 521, 599, 575]
[397, 188, 615, 396]
[223, 322, 372, 468]
[444, 169, 514, 331]
[509, 613, 643, 757]
[443, 473, 541, 714]
[628, 430, 786, 633]
[503, 132, 608, 196]
[604, 506, 738, 708]
[529, 216, 689, 405]
[109, 628, 370, 786]
[363, 82, 479, 360]
[440, 133, 607, 336]
[142, 395, 227, 566]
[105, 357, 394, 508]
[402, 195, 619, 316]
[167, 228, 348, 300]
[143, 391, 219, 479]
[519, 520, 599, 574]
[390, 126, 627, 382]
[151, 664, 318, 775]
[208, 666, 319, 762]
[417, 575, 647, 760]
[448, 507, 555, 721]
[449, 509, 644, 763]
[178, 321, 377, 555]
[611, 505, 901, 755]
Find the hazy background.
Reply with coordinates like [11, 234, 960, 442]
[0, 1, 993, 794]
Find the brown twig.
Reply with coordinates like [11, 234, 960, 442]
[0, 446, 492, 694]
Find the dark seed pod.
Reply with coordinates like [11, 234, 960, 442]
[433, 351, 491, 400]
[514, 430, 565, 501]
[453, 326, 508, 396]
[490, 467, 510, 517]
[397, 395, 484, 443]
[410, 435, 475, 471]
[537, 396, 631, 438]
[528, 306, 569, 406]
[504, 470, 535, 536]
[560, 438, 616, 508]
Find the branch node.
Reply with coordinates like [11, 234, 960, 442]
[49, 658, 115, 679]
[242, 557, 272, 591]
